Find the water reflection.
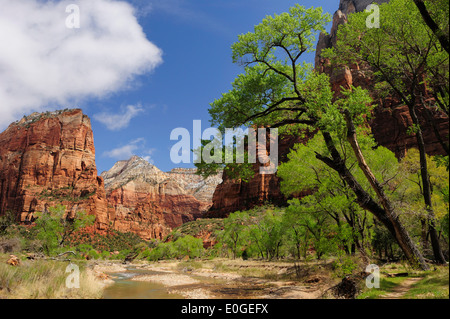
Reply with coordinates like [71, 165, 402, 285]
[102, 268, 184, 299]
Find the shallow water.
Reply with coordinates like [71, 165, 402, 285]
[102, 267, 184, 299]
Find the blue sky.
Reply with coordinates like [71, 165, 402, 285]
[0, 0, 339, 173]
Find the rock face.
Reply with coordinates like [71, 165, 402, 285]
[206, 133, 314, 218]
[315, 0, 449, 157]
[208, 0, 448, 218]
[0, 109, 109, 230]
[315, 0, 390, 70]
[101, 156, 222, 240]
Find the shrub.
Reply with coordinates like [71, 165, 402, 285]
[173, 235, 204, 259]
[147, 235, 204, 261]
[332, 256, 359, 278]
[0, 237, 22, 253]
[101, 251, 111, 259]
[25, 239, 44, 253]
[147, 242, 175, 261]
[87, 249, 100, 260]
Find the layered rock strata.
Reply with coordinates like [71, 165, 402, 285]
[101, 156, 222, 240]
[0, 109, 109, 230]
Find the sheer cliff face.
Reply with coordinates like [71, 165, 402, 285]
[0, 110, 223, 240]
[206, 133, 315, 218]
[101, 156, 222, 240]
[0, 109, 109, 229]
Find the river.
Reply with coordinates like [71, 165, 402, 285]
[102, 266, 184, 299]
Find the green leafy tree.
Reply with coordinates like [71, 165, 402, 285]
[201, 4, 429, 269]
[33, 205, 95, 255]
[247, 210, 284, 261]
[278, 134, 388, 258]
[281, 205, 309, 260]
[413, 0, 449, 54]
[394, 149, 450, 253]
[173, 235, 204, 259]
[147, 235, 204, 261]
[326, 0, 448, 263]
[218, 211, 249, 259]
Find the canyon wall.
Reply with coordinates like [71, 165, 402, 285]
[101, 156, 222, 240]
[206, 133, 314, 218]
[0, 109, 109, 230]
[0, 110, 222, 241]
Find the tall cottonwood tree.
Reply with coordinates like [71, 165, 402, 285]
[201, 5, 429, 269]
[326, 0, 448, 264]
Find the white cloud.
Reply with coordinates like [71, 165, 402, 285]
[93, 104, 144, 131]
[104, 138, 155, 161]
[0, 0, 163, 129]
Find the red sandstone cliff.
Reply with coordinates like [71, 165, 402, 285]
[0, 109, 109, 230]
[206, 133, 313, 218]
[101, 156, 222, 240]
[0, 110, 223, 241]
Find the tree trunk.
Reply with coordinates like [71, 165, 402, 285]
[317, 129, 429, 270]
[421, 218, 429, 252]
[413, 0, 449, 54]
[407, 104, 447, 264]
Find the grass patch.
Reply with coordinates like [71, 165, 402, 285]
[357, 264, 449, 299]
[176, 260, 204, 271]
[403, 267, 449, 299]
[357, 276, 408, 299]
[0, 254, 104, 299]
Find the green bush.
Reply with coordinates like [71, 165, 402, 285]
[147, 242, 175, 261]
[101, 251, 111, 259]
[147, 235, 204, 261]
[332, 256, 359, 278]
[77, 244, 94, 254]
[87, 249, 100, 260]
[173, 235, 204, 259]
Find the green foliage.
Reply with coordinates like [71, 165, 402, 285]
[173, 235, 204, 258]
[32, 205, 95, 255]
[217, 204, 360, 262]
[248, 209, 285, 260]
[0, 212, 17, 235]
[147, 235, 204, 261]
[371, 224, 401, 260]
[67, 229, 144, 253]
[389, 149, 450, 246]
[332, 256, 359, 278]
[278, 133, 401, 259]
[325, 0, 448, 110]
[173, 218, 224, 240]
[217, 211, 249, 259]
[434, 156, 449, 172]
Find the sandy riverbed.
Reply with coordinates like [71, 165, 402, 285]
[96, 259, 337, 299]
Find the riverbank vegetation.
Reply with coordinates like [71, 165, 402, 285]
[0, 255, 104, 299]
